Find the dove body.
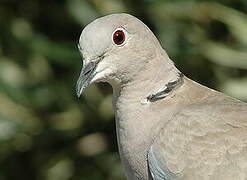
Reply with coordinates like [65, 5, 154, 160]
[76, 14, 247, 180]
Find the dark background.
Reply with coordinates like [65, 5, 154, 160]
[0, 0, 247, 179]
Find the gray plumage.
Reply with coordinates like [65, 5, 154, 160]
[76, 13, 247, 180]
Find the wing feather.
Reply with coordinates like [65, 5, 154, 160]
[148, 100, 247, 180]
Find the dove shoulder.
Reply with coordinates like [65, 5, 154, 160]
[148, 78, 247, 180]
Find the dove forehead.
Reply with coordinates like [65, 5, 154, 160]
[79, 13, 150, 58]
[80, 13, 140, 40]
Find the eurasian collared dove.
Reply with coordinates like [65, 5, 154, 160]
[76, 13, 247, 180]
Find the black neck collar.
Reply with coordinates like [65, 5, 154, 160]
[147, 73, 184, 102]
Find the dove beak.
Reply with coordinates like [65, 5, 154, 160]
[76, 61, 98, 98]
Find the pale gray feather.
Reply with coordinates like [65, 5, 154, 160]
[76, 13, 247, 180]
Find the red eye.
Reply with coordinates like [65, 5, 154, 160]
[113, 30, 125, 45]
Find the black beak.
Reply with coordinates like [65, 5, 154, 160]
[76, 61, 97, 98]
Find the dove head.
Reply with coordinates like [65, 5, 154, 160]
[76, 13, 163, 97]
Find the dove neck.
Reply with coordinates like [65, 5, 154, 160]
[114, 50, 181, 103]
[111, 50, 182, 179]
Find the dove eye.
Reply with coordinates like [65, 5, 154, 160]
[113, 30, 125, 45]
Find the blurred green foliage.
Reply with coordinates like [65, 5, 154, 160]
[0, 0, 246, 179]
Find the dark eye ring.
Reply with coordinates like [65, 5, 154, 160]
[113, 30, 125, 45]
